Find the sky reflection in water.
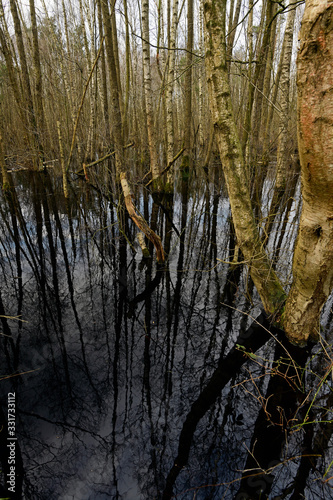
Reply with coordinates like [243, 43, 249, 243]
[0, 171, 333, 500]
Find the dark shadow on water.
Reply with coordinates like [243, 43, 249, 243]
[0, 171, 332, 499]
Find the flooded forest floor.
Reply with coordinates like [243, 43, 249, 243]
[0, 168, 333, 500]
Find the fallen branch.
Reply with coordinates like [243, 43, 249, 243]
[121, 172, 165, 262]
[75, 142, 134, 174]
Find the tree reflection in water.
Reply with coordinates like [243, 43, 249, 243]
[0, 171, 332, 499]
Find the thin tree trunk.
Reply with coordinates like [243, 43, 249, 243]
[123, 0, 131, 139]
[259, 10, 278, 157]
[198, 0, 205, 146]
[111, 4, 124, 120]
[165, 0, 179, 185]
[241, 0, 274, 158]
[141, 0, 160, 182]
[226, 0, 242, 73]
[80, 0, 96, 161]
[9, 0, 41, 167]
[262, 24, 285, 156]
[0, 126, 9, 190]
[29, 0, 46, 161]
[101, 0, 123, 154]
[249, 0, 276, 165]
[180, 0, 193, 174]
[97, 0, 110, 141]
[101, 0, 165, 261]
[264, 3, 296, 242]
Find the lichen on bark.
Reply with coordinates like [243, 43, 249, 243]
[204, 0, 286, 317]
[283, 0, 333, 344]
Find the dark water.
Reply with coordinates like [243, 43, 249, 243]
[0, 171, 333, 499]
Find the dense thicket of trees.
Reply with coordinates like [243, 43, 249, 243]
[0, 0, 332, 344]
[0, 0, 299, 176]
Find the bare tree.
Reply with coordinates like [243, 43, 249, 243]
[204, 0, 285, 316]
[141, 0, 160, 184]
[264, 2, 296, 241]
[165, 0, 179, 185]
[181, 0, 194, 175]
[101, 0, 165, 261]
[204, 0, 333, 344]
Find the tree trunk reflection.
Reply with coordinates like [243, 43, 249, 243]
[0, 174, 332, 499]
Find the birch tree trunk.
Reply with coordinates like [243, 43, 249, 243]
[29, 0, 46, 161]
[241, 0, 274, 158]
[284, 0, 333, 344]
[101, 0, 165, 261]
[204, 0, 333, 345]
[9, 0, 41, 167]
[142, 0, 160, 182]
[97, 0, 110, 142]
[166, 0, 179, 185]
[181, 0, 193, 174]
[203, 0, 286, 315]
[264, 3, 296, 242]
[198, 0, 205, 146]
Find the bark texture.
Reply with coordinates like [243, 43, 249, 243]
[142, 0, 160, 181]
[166, 0, 179, 182]
[203, 0, 286, 316]
[9, 0, 41, 165]
[101, 0, 165, 262]
[121, 174, 164, 262]
[264, 3, 296, 241]
[284, 0, 333, 344]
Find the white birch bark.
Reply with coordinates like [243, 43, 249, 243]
[264, 3, 296, 240]
[198, 0, 205, 146]
[166, 0, 179, 183]
[204, 0, 286, 315]
[141, 0, 160, 181]
[284, 0, 333, 344]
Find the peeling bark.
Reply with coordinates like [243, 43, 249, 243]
[284, 0, 333, 344]
[121, 174, 165, 262]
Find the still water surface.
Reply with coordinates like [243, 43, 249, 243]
[0, 171, 332, 499]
